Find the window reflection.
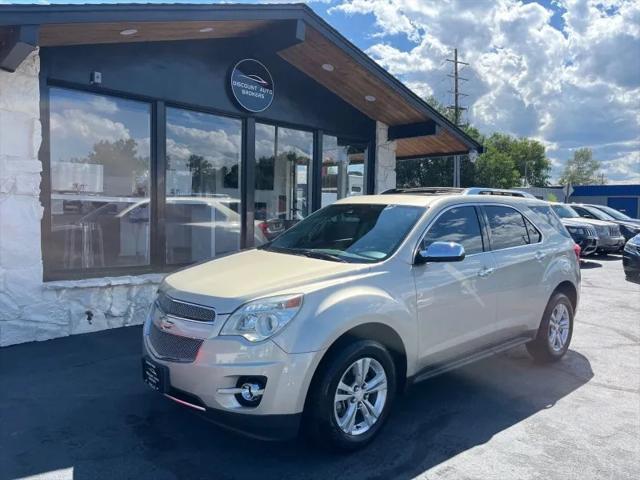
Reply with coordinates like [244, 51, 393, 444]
[165, 108, 242, 264]
[321, 135, 366, 207]
[255, 124, 312, 243]
[49, 88, 151, 270]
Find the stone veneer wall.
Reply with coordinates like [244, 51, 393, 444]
[374, 121, 397, 193]
[0, 50, 162, 346]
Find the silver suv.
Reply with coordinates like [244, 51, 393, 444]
[142, 190, 580, 450]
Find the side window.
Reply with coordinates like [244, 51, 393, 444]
[572, 206, 596, 219]
[485, 205, 530, 250]
[422, 206, 484, 255]
[530, 205, 570, 238]
[524, 217, 542, 243]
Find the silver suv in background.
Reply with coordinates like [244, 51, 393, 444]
[142, 191, 580, 451]
[550, 202, 624, 254]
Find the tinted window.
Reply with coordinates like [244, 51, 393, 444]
[266, 204, 424, 262]
[551, 204, 580, 219]
[571, 205, 599, 219]
[525, 217, 542, 243]
[530, 205, 570, 238]
[422, 206, 484, 255]
[485, 206, 530, 250]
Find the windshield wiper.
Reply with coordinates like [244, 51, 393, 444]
[294, 249, 348, 263]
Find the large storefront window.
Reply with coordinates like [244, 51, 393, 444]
[48, 88, 151, 271]
[321, 135, 366, 207]
[165, 108, 242, 264]
[254, 123, 312, 244]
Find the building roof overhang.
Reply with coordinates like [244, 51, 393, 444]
[0, 2, 483, 158]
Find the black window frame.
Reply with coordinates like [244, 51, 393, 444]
[39, 81, 372, 281]
[416, 204, 489, 259]
[480, 204, 543, 252]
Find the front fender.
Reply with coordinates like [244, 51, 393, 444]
[272, 284, 418, 373]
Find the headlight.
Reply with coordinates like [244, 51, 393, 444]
[220, 294, 304, 342]
[567, 227, 584, 235]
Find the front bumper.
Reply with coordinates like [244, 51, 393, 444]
[623, 247, 640, 276]
[597, 236, 626, 252]
[142, 318, 322, 440]
[571, 234, 598, 256]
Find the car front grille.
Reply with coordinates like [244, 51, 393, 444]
[595, 225, 609, 237]
[157, 291, 216, 322]
[610, 225, 621, 237]
[585, 227, 597, 237]
[148, 321, 204, 362]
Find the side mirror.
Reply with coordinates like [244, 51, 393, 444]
[415, 241, 466, 264]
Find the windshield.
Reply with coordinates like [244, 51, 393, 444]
[263, 203, 425, 263]
[551, 204, 580, 219]
[581, 205, 615, 221]
[593, 205, 632, 220]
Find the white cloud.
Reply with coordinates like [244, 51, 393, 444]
[330, 0, 640, 182]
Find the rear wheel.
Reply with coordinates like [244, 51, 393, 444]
[526, 292, 574, 363]
[304, 340, 396, 451]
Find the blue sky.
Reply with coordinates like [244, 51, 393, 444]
[3, 0, 639, 183]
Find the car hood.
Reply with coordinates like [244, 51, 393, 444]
[161, 248, 369, 313]
[562, 219, 593, 228]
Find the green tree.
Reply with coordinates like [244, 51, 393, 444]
[559, 148, 606, 185]
[475, 147, 520, 188]
[186, 154, 215, 193]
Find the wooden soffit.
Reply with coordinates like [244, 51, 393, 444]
[38, 20, 275, 47]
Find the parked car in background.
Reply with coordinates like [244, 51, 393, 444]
[550, 203, 625, 254]
[527, 203, 598, 257]
[623, 234, 640, 279]
[561, 219, 599, 257]
[572, 204, 640, 242]
[142, 190, 580, 451]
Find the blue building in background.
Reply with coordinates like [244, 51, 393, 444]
[570, 185, 640, 219]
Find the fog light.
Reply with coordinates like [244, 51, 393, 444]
[235, 376, 266, 407]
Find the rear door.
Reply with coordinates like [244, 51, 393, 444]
[413, 205, 498, 368]
[481, 204, 548, 339]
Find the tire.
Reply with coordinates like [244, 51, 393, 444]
[526, 292, 574, 363]
[304, 340, 396, 452]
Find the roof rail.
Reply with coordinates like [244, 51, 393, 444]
[462, 187, 536, 198]
[381, 187, 465, 195]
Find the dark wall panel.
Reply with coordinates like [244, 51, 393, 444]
[41, 37, 374, 138]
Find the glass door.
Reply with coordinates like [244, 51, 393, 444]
[254, 123, 312, 244]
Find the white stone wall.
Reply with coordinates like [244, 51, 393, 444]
[0, 51, 163, 346]
[374, 121, 397, 193]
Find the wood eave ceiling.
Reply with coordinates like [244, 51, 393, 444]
[38, 20, 275, 47]
[278, 26, 468, 157]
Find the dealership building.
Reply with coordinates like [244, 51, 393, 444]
[0, 3, 481, 346]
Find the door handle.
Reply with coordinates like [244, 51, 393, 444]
[477, 266, 495, 278]
[535, 250, 546, 262]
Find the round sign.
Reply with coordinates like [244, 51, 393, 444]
[230, 59, 274, 113]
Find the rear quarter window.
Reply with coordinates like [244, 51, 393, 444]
[530, 205, 571, 238]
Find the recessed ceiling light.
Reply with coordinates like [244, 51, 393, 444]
[365, 95, 376, 102]
[321, 63, 335, 72]
[119, 29, 138, 36]
[199, 27, 214, 33]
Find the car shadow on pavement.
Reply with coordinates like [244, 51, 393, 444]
[580, 260, 602, 269]
[0, 327, 593, 480]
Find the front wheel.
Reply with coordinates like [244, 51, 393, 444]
[526, 292, 574, 363]
[304, 340, 396, 451]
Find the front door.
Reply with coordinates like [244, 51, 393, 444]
[254, 124, 312, 243]
[413, 205, 497, 369]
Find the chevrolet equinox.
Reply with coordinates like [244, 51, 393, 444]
[142, 190, 580, 451]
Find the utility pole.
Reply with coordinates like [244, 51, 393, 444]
[446, 48, 469, 126]
[446, 48, 469, 187]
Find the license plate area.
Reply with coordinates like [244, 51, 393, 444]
[142, 357, 169, 393]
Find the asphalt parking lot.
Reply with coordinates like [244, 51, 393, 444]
[1, 255, 639, 480]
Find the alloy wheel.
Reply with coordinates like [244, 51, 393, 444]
[548, 303, 570, 352]
[333, 357, 387, 436]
